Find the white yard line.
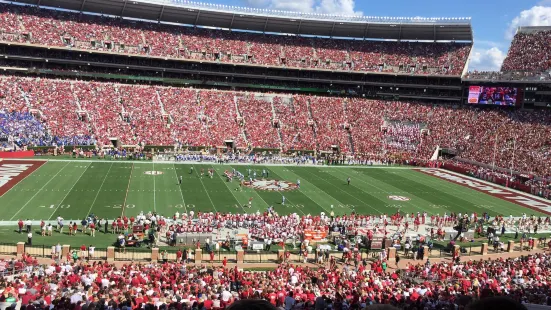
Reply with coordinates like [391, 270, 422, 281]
[406, 170, 518, 216]
[173, 164, 188, 214]
[86, 163, 114, 217]
[47, 162, 92, 220]
[237, 166, 275, 211]
[302, 167, 382, 214]
[275, 168, 335, 214]
[121, 163, 135, 217]
[9, 162, 71, 220]
[194, 165, 217, 212]
[153, 162, 157, 212]
[213, 165, 247, 214]
[331, 168, 432, 215]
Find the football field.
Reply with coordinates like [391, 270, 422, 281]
[0, 159, 549, 223]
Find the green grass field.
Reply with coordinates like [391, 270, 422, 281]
[0, 160, 544, 221]
[0, 159, 547, 248]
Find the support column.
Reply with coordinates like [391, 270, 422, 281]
[387, 247, 396, 262]
[151, 248, 159, 263]
[62, 245, 71, 261]
[106, 246, 115, 262]
[16, 242, 25, 258]
[481, 243, 488, 256]
[278, 250, 285, 263]
[422, 246, 429, 260]
[237, 250, 244, 264]
[195, 249, 202, 264]
[507, 240, 514, 253]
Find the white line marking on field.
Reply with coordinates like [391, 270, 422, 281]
[48, 163, 92, 220]
[213, 165, 247, 214]
[121, 163, 134, 217]
[193, 165, 217, 212]
[173, 164, 187, 214]
[9, 162, 71, 220]
[153, 162, 157, 212]
[86, 163, 114, 217]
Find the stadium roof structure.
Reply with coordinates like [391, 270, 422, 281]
[12, 0, 474, 41]
[517, 26, 551, 34]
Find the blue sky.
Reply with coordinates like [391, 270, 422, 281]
[201, 0, 551, 71]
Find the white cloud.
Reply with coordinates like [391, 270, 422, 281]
[243, 0, 362, 15]
[507, 6, 551, 39]
[468, 46, 506, 71]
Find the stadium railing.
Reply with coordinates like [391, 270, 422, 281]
[202, 249, 238, 264]
[24, 244, 51, 258]
[88, 248, 108, 261]
[243, 250, 278, 264]
[114, 247, 152, 262]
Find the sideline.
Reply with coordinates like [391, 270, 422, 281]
[9, 158, 416, 169]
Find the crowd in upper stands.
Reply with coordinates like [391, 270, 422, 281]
[2, 75, 551, 179]
[466, 29, 551, 80]
[0, 4, 470, 76]
[501, 30, 551, 72]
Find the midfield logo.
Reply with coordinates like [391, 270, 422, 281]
[388, 195, 411, 201]
[242, 179, 298, 191]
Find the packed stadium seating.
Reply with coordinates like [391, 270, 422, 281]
[199, 90, 246, 148]
[2, 243, 551, 308]
[238, 94, 280, 149]
[0, 4, 471, 75]
[501, 30, 551, 72]
[309, 96, 350, 153]
[73, 81, 133, 146]
[2, 75, 551, 178]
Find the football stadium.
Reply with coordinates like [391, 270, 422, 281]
[0, 0, 550, 308]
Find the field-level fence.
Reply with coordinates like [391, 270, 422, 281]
[114, 248, 152, 261]
[0, 243, 17, 256]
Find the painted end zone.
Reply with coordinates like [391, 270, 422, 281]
[417, 168, 551, 216]
[0, 160, 45, 196]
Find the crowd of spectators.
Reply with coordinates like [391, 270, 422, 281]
[2, 74, 551, 180]
[118, 85, 172, 146]
[5, 209, 551, 309]
[2, 239, 551, 309]
[158, 87, 208, 147]
[309, 96, 349, 153]
[273, 96, 316, 151]
[0, 4, 471, 75]
[19, 78, 95, 146]
[382, 122, 422, 153]
[199, 90, 245, 148]
[73, 81, 133, 146]
[443, 160, 551, 201]
[0, 111, 49, 148]
[237, 95, 280, 149]
[501, 30, 551, 72]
